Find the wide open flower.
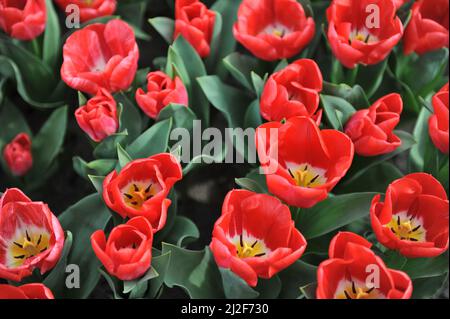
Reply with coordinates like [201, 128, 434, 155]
[55, 0, 117, 23]
[344, 93, 403, 156]
[3, 132, 33, 176]
[429, 82, 449, 154]
[326, 0, 403, 68]
[103, 153, 183, 232]
[61, 19, 139, 95]
[260, 59, 323, 123]
[75, 88, 118, 142]
[233, 0, 315, 61]
[136, 71, 188, 119]
[403, 0, 449, 55]
[256, 116, 354, 208]
[91, 216, 153, 281]
[317, 232, 413, 299]
[0, 189, 64, 282]
[0, 283, 54, 299]
[210, 190, 307, 287]
[174, 0, 215, 58]
[371, 173, 449, 258]
[0, 0, 46, 40]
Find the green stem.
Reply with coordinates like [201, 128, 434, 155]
[347, 64, 360, 87]
[30, 38, 41, 58]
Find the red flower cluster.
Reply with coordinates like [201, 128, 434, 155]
[61, 19, 139, 95]
[429, 82, 449, 154]
[344, 93, 403, 157]
[136, 71, 189, 119]
[0, 0, 46, 40]
[174, 0, 215, 58]
[210, 190, 307, 287]
[317, 232, 412, 299]
[233, 0, 315, 61]
[260, 59, 323, 123]
[75, 89, 118, 142]
[371, 173, 449, 258]
[55, 0, 117, 23]
[326, 0, 403, 68]
[3, 132, 33, 176]
[256, 116, 354, 208]
[0, 189, 64, 282]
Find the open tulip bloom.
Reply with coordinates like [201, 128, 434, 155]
[0, 0, 448, 303]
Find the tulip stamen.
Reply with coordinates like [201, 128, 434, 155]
[288, 164, 326, 188]
[122, 181, 157, 209]
[233, 234, 269, 259]
[8, 229, 50, 268]
[336, 279, 382, 299]
[387, 213, 426, 243]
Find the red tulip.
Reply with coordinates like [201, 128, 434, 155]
[429, 82, 449, 154]
[0, 189, 64, 282]
[91, 216, 153, 281]
[233, 0, 315, 61]
[260, 59, 323, 123]
[61, 19, 139, 95]
[3, 132, 33, 176]
[371, 173, 449, 258]
[55, 0, 117, 23]
[403, 0, 449, 55]
[103, 154, 183, 232]
[75, 88, 118, 142]
[317, 232, 413, 299]
[326, 0, 403, 68]
[0, 283, 54, 299]
[344, 93, 403, 157]
[393, 0, 407, 9]
[210, 190, 307, 287]
[174, 0, 215, 58]
[136, 71, 188, 119]
[256, 116, 354, 208]
[0, 0, 46, 40]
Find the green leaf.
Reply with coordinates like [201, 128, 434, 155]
[278, 260, 317, 299]
[251, 72, 268, 99]
[402, 253, 449, 280]
[25, 106, 68, 183]
[244, 99, 263, 129]
[412, 274, 448, 299]
[149, 17, 174, 45]
[98, 268, 123, 299]
[117, 144, 132, 169]
[235, 178, 266, 194]
[161, 244, 224, 298]
[93, 130, 129, 159]
[322, 81, 370, 109]
[42, 0, 61, 69]
[355, 59, 388, 98]
[300, 283, 317, 299]
[320, 94, 356, 130]
[157, 103, 197, 132]
[0, 99, 31, 148]
[78, 91, 87, 106]
[255, 276, 282, 299]
[73, 157, 117, 179]
[223, 53, 260, 91]
[298, 192, 378, 239]
[147, 250, 171, 299]
[88, 175, 105, 194]
[126, 118, 173, 159]
[164, 216, 200, 247]
[115, 93, 143, 143]
[123, 267, 159, 295]
[58, 194, 112, 298]
[42, 231, 73, 298]
[410, 107, 433, 171]
[219, 268, 259, 299]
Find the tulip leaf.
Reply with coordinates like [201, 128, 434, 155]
[98, 268, 123, 299]
[401, 253, 449, 280]
[320, 94, 357, 131]
[300, 282, 317, 299]
[163, 216, 200, 247]
[88, 175, 105, 194]
[58, 194, 112, 298]
[251, 72, 268, 99]
[278, 260, 318, 299]
[158, 103, 197, 132]
[73, 157, 117, 179]
[223, 53, 261, 91]
[244, 99, 263, 129]
[123, 267, 159, 295]
[43, 0, 61, 69]
[219, 268, 259, 299]
[161, 243, 225, 298]
[117, 144, 132, 169]
[322, 81, 370, 108]
[126, 118, 173, 159]
[410, 106, 433, 171]
[298, 192, 378, 239]
[0, 99, 31, 148]
[25, 106, 68, 184]
[93, 130, 129, 159]
[412, 273, 448, 299]
[149, 17, 175, 45]
[153, 190, 178, 245]
[235, 177, 266, 194]
[146, 250, 171, 299]
[116, 93, 143, 143]
[355, 59, 388, 98]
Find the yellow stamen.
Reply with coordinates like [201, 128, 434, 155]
[9, 230, 49, 268]
[123, 182, 156, 209]
[387, 213, 425, 242]
[235, 235, 268, 259]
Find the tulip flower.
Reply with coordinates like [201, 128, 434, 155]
[256, 116, 354, 208]
[103, 153, 183, 232]
[260, 59, 323, 123]
[174, 0, 215, 58]
[136, 71, 188, 119]
[55, 0, 117, 23]
[61, 19, 139, 95]
[0, 189, 64, 282]
[326, 0, 403, 68]
[344, 93, 403, 157]
[233, 0, 315, 61]
[429, 82, 449, 154]
[0, 283, 54, 299]
[317, 232, 413, 299]
[0, 0, 46, 41]
[210, 190, 307, 287]
[75, 88, 118, 142]
[91, 216, 153, 281]
[3, 133, 33, 176]
[371, 173, 449, 258]
[403, 0, 449, 55]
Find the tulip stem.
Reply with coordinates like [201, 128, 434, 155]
[30, 39, 41, 58]
[347, 65, 360, 87]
